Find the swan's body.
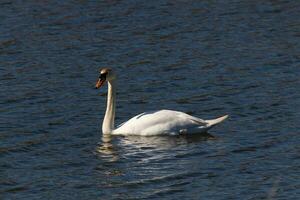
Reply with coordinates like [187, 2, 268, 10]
[96, 68, 228, 136]
[113, 109, 227, 136]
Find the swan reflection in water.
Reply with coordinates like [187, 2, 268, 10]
[120, 132, 215, 148]
[96, 132, 216, 163]
[96, 134, 119, 162]
[95, 133, 217, 183]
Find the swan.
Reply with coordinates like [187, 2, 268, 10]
[95, 68, 228, 136]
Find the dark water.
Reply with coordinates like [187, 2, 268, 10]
[1, 0, 300, 199]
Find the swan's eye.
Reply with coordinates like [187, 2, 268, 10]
[99, 73, 107, 80]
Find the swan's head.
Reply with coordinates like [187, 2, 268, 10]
[95, 68, 116, 89]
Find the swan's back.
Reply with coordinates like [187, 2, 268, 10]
[112, 110, 208, 136]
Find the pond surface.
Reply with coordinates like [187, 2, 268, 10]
[1, 0, 300, 199]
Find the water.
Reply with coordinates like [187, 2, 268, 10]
[1, 0, 300, 199]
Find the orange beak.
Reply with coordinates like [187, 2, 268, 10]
[95, 79, 105, 89]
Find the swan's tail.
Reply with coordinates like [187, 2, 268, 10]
[205, 115, 229, 127]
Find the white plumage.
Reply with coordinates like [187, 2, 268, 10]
[95, 68, 228, 136]
[113, 110, 228, 136]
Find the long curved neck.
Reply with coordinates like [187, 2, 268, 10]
[102, 80, 116, 134]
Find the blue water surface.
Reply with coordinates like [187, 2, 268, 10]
[1, 0, 300, 199]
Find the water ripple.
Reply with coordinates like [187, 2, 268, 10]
[1, 0, 300, 199]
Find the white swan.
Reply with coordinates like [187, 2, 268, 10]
[95, 68, 228, 136]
